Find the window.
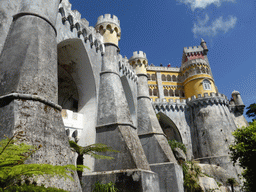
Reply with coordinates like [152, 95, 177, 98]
[151, 74, 156, 81]
[147, 73, 151, 80]
[202, 79, 211, 90]
[149, 88, 152, 96]
[167, 75, 172, 81]
[164, 89, 169, 96]
[162, 74, 166, 81]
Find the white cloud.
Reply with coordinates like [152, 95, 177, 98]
[192, 14, 237, 37]
[178, 0, 235, 10]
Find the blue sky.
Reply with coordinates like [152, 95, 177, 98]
[70, 0, 256, 122]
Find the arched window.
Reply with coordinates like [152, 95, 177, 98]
[164, 89, 168, 96]
[162, 74, 166, 81]
[152, 74, 156, 81]
[206, 68, 209, 74]
[147, 73, 151, 80]
[196, 67, 201, 74]
[202, 79, 211, 90]
[149, 88, 152, 96]
[174, 89, 179, 97]
[181, 90, 185, 97]
[167, 75, 172, 81]
[153, 89, 158, 96]
[172, 75, 177, 82]
[201, 67, 206, 74]
[169, 89, 174, 96]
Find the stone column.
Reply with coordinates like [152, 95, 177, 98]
[0, 0, 81, 191]
[156, 72, 164, 100]
[81, 14, 160, 192]
[129, 51, 184, 192]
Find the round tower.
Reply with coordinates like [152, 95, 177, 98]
[181, 39, 217, 99]
[232, 90, 245, 106]
[129, 51, 148, 75]
[95, 14, 121, 47]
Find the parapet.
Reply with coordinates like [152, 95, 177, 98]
[96, 14, 120, 28]
[152, 98, 187, 112]
[183, 46, 203, 55]
[58, 1, 105, 54]
[129, 51, 147, 61]
[118, 54, 138, 83]
[186, 92, 229, 107]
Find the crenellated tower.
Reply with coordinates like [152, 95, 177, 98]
[95, 14, 121, 47]
[129, 51, 184, 192]
[181, 39, 217, 99]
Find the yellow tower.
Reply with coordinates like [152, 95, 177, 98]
[129, 51, 148, 75]
[95, 14, 121, 47]
[181, 39, 217, 98]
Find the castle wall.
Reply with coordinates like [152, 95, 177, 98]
[153, 100, 193, 160]
[0, 0, 22, 54]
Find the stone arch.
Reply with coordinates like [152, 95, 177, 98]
[162, 74, 166, 81]
[57, 38, 97, 147]
[120, 76, 137, 126]
[172, 75, 177, 82]
[167, 75, 172, 81]
[157, 112, 183, 143]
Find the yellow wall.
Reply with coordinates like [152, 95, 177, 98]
[184, 75, 216, 99]
[100, 30, 119, 46]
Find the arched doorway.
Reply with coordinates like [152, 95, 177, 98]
[157, 112, 183, 143]
[120, 76, 136, 126]
[57, 38, 97, 147]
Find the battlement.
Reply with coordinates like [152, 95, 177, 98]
[119, 54, 138, 82]
[181, 58, 208, 70]
[151, 93, 229, 112]
[129, 51, 147, 61]
[96, 14, 120, 27]
[184, 46, 203, 54]
[186, 93, 229, 107]
[58, 0, 105, 54]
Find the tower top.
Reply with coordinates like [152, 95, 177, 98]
[96, 14, 120, 28]
[129, 51, 147, 61]
[232, 90, 240, 95]
[201, 38, 206, 43]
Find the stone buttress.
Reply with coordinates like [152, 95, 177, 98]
[81, 14, 160, 192]
[0, 0, 81, 191]
[129, 51, 184, 192]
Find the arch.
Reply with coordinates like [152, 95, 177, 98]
[57, 38, 97, 148]
[196, 67, 201, 74]
[202, 79, 212, 90]
[201, 67, 206, 74]
[174, 89, 180, 97]
[162, 74, 166, 81]
[157, 112, 183, 143]
[149, 88, 153, 96]
[172, 75, 177, 82]
[121, 76, 137, 126]
[169, 89, 174, 97]
[164, 89, 169, 96]
[167, 75, 172, 81]
[151, 74, 156, 81]
[153, 88, 158, 96]
[147, 73, 151, 80]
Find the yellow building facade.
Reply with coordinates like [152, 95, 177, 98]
[147, 39, 217, 102]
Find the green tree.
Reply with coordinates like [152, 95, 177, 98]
[0, 132, 85, 191]
[69, 140, 118, 181]
[229, 121, 256, 192]
[246, 103, 256, 121]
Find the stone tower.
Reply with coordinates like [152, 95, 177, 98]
[129, 51, 184, 192]
[82, 14, 160, 192]
[0, 0, 81, 191]
[183, 42, 241, 181]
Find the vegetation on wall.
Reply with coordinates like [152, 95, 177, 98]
[168, 139, 187, 154]
[92, 181, 118, 192]
[229, 120, 256, 192]
[0, 131, 85, 191]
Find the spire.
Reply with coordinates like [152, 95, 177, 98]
[201, 38, 205, 43]
[200, 38, 208, 55]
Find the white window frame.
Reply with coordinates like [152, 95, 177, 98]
[202, 79, 211, 90]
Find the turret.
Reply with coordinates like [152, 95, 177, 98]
[200, 38, 208, 55]
[231, 90, 245, 115]
[181, 39, 217, 98]
[95, 14, 121, 47]
[129, 51, 148, 75]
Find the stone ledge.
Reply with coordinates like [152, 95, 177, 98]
[81, 169, 160, 192]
